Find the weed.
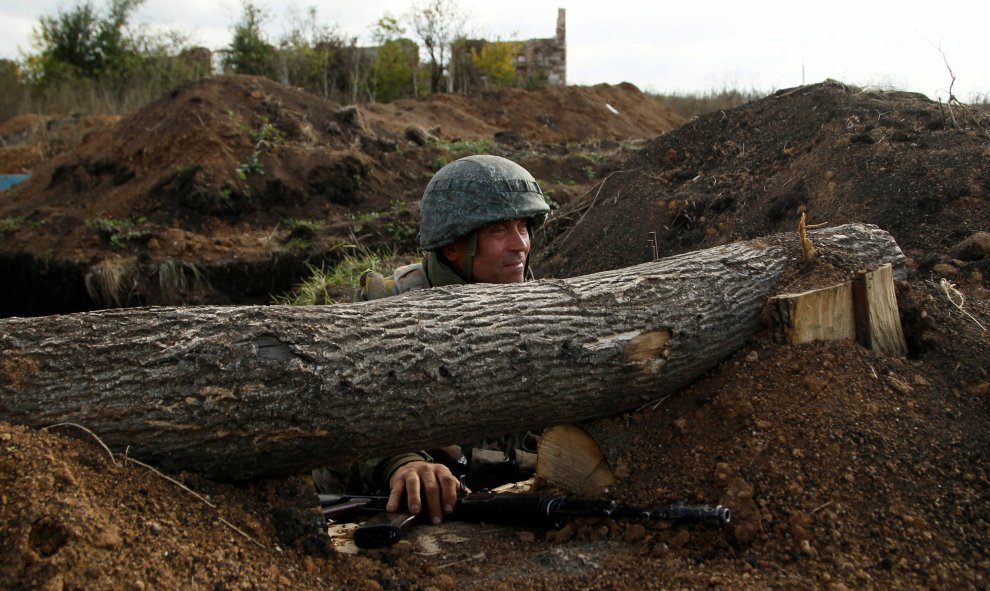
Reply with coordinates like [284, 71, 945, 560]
[428, 155, 449, 171]
[284, 219, 324, 232]
[85, 217, 150, 247]
[235, 155, 264, 179]
[158, 258, 209, 301]
[385, 200, 416, 241]
[542, 190, 559, 210]
[579, 165, 596, 180]
[233, 116, 282, 180]
[277, 245, 418, 305]
[0, 215, 26, 234]
[575, 150, 606, 163]
[619, 140, 645, 153]
[385, 220, 417, 241]
[85, 256, 137, 307]
[350, 211, 380, 234]
[250, 118, 283, 146]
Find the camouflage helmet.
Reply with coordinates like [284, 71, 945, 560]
[419, 155, 550, 250]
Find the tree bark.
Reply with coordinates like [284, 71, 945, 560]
[0, 223, 905, 480]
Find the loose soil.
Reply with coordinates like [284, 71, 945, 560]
[2, 77, 989, 590]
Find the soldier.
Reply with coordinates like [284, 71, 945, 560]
[357, 153, 550, 298]
[325, 154, 550, 525]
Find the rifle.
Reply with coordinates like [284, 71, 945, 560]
[319, 490, 730, 549]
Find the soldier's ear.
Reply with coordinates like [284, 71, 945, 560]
[441, 240, 465, 267]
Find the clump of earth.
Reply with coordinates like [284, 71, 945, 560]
[1, 77, 989, 590]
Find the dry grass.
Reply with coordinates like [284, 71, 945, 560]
[0, 65, 208, 122]
[84, 256, 137, 308]
[649, 86, 768, 119]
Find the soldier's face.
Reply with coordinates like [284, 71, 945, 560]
[443, 219, 531, 283]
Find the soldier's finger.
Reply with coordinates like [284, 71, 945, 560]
[404, 473, 422, 514]
[421, 470, 443, 524]
[386, 478, 404, 512]
[440, 472, 459, 514]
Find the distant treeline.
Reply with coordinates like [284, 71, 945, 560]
[0, 0, 563, 120]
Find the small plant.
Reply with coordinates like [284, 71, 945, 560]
[85, 217, 150, 247]
[281, 237, 313, 252]
[428, 155, 449, 171]
[385, 220, 417, 241]
[235, 155, 264, 179]
[233, 116, 282, 180]
[385, 200, 416, 241]
[579, 165, 596, 180]
[575, 150, 606, 163]
[0, 216, 26, 234]
[350, 211, 380, 234]
[158, 258, 209, 302]
[284, 218, 324, 232]
[250, 118, 283, 146]
[542, 189, 559, 210]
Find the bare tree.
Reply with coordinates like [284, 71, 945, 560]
[407, 0, 464, 93]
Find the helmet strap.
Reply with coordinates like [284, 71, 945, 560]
[461, 231, 477, 282]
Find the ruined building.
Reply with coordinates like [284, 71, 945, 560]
[449, 8, 567, 92]
[515, 8, 567, 86]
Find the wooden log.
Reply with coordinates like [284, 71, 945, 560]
[0, 224, 906, 480]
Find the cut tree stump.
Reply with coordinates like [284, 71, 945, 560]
[0, 223, 906, 480]
[770, 263, 907, 356]
[536, 424, 617, 497]
[853, 264, 909, 356]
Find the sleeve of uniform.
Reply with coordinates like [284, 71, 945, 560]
[344, 452, 436, 492]
[357, 270, 397, 302]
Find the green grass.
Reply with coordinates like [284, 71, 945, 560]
[84, 217, 150, 247]
[0, 215, 27, 234]
[284, 218, 324, 232]
[277, 245, 419, 305]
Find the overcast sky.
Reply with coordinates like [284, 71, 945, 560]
[2, 0, 988, 101]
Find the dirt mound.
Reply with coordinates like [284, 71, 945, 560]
[0, 113, 122, 173]
[536, 80, 990, 287]
[362, 82, 682, 143]
[2, 78, 989, 589]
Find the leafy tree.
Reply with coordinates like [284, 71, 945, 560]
[471, 39, 520, 90]
[223, 1, 276, 77]
[276, 6, 345, 96]
[369, 16, 419, 102]
[408, 0, 464, 93]
[25, 0, 146, 84]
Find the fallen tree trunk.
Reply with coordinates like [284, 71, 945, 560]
[0, 224, 905, 480]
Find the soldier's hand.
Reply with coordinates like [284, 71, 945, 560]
[387, 460, 460, 524]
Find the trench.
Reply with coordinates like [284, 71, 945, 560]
[0, 251, 317, 319]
